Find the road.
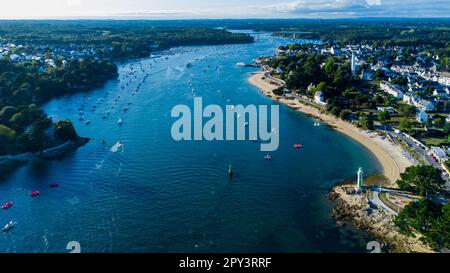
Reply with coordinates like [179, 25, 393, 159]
[370, 188, 399, 216]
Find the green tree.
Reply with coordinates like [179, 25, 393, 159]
[398, 104, 415, 118]
[330, 106, 342, 116]
[426, 204, 450, 249]
[398, 118, 412, 132]
[378, 110, 391, 124]
[0, 106, 18, 125]
[394, 199, 442, 236]
[359, 113, 374, 130]
[397, 165, 445, 196]
[340, 109, 351, 120]
[55, 120, 78, 141]
[433, 117, 445, 128]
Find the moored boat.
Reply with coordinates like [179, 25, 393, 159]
[2, 202, 13, 209]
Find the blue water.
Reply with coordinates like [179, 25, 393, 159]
[0, 32, 381, 253]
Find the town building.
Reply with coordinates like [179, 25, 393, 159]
[380, 81, 404, 99]
[416, 110, 429, 124]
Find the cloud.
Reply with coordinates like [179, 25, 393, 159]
[261, 0, 377, 13]
[66, 0, 82, 7]
[254, 0, 450, 18]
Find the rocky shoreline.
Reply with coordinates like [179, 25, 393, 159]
[329, 184, 434, 253]
[0, 137, 89, 176]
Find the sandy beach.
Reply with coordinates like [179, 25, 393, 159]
[248, 72, 413, 185]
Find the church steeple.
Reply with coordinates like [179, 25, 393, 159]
[351, 51, 357, 77]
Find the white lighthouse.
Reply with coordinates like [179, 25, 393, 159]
[356, 167, 363, 192]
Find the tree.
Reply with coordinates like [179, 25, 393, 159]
[394, 199, 442, 236]
[323, 57, 337, 77]
[425, 204, 450, 249]
[374, 69, 386, 80]
[443, 123, 450, 135]
[432, 117, 445, 128]
[443, 101, 450, 111]
[398, 104, 415, 118]
[340, 109, 351, 120]
[378, 110, 391, 124]
[398, 118, 412, 132]
[359, 113, 374, 130]
[0, 106, 17, 125]
[333, 63, 352, 87]
[9, 112, 28, 130]
[55, 120, 78, 141]
[330, 106, 342, 116]
[397, 165, 445, 196]
[0, 124, 16, 154]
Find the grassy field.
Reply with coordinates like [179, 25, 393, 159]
[421, 137, 450, 146]
[363, 175, 390, 187]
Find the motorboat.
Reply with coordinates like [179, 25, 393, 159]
[264, 155, 272, 160]
[2, 221, 16, 232]
[49, 183, 59, 188]
[110, 141, 124, 152]
[118, 118, 123, 126]
[30, 191, 40, 197]
[2, 202, 13, 209]
[293, 144, 302, 149]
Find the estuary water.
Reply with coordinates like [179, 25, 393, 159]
[0, 32, 381, 252]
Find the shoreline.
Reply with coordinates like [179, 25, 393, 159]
[329, 184, 434, 252]
[248, 72, 413, 185]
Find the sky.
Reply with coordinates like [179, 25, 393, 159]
[0, 0, 449, 19]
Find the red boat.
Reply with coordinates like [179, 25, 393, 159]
[30, 191, 40, 197]
[49, 183, 59, 188]
[293, 144, 302, 149]
[2, 202, 13, 209]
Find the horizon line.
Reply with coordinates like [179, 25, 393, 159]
[1, 16, 450, 21]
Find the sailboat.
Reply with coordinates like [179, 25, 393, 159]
[228, 164, 233, 177]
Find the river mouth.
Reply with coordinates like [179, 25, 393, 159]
[0, 32, 380, 253]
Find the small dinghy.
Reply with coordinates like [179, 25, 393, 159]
[30, 191, 40, 197]
[2, 221, 16, 232]
[2, 202, 13, 209]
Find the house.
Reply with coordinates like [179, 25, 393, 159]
[433, 88, 448, 99]
[403, 93, 414, 105]
[314, 91, 326, 105]
[380, 81, 403, 99]
[360, 70, 374, 81]
[445, 115, 450, 124]
[416, 110, 429, 124]
[438, 72, 450, 86]
[275, 67, 284, 74]
[429, 146, 448, 163]
[377, 106, 396, 115]
[330, 46, 341, 55]
[416, 99, 436, 112]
